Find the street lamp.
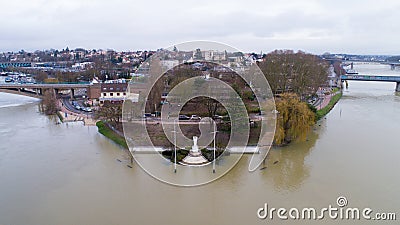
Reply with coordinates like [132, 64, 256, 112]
[210, 124, 218, 173]
[171, 118, 178, 173]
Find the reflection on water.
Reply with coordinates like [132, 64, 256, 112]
[264, 128, 319, 192]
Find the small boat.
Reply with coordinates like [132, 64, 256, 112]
[5, 77, 13, 82]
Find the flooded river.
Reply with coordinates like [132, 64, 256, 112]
[0, 63, 399, 224]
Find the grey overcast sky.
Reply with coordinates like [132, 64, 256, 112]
[1, 0, 400, 54]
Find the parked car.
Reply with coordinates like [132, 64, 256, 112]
[143, 113, 152, 118]
[249, 119, 255, 127]
[213, 114, 224, 120]
[179, 115, 190, 120]
[190, 115, 201, 120]
[83, 107, 92, 112]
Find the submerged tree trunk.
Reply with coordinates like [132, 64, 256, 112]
[41, 89, 58, 115]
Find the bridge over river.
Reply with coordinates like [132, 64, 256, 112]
[0, 62, 31, 68]
[341, 74, 400, 92]
[0, 83, 91, 98]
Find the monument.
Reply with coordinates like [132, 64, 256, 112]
[181, 136, 209, 165]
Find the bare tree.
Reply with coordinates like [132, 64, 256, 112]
[95, 103, 122, 127]
[35, 71, 48, 83]
[203, 97, 221, 118]
[41, 89, 58, 115]
[258, 50, 329, 98]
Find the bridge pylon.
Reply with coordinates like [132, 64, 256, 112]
[70, 88, 75, 99]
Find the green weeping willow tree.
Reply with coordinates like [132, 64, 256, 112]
[274, 93, 315, 145]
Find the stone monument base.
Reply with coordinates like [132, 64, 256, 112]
[181, 153, 209, 166]
[180, 136, 209, 166]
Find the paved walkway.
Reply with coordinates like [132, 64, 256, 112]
[315, 91, 341, 110]
[318, 94, 332, 109]
[57, 100, 97, 126]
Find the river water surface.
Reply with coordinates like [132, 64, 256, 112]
[0, 63, 399, 225]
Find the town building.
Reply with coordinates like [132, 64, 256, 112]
[87, 83, 128, 105]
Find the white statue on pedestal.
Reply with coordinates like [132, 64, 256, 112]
[192, 136, 199, 153]
[182, 136, 209, 165]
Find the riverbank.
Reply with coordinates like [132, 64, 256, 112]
[315, 91, 342, 120]
[96, 121, 128, 149]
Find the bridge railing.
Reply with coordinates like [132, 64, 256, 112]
[34, 81, 91, 85]
[341, 75, 400, 82]
[0, 62, 32, 68]
[0, 81, 91, 85]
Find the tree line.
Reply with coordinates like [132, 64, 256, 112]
[258, 50, 329, 145]
[95, 50, 330, 146]
[258, 50, 328, 99]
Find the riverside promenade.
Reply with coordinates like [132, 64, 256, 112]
[313, 89, 342, 120]
[56, 100, 97, 126]
[319, 93, 333, 109]
[314, 88, 342, 110]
